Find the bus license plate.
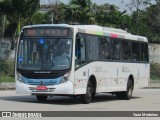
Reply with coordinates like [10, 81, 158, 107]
[36, 86, 47, 90]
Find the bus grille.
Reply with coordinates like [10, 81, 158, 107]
[28, 82, 56, 85]
[28, 87, 55, 92]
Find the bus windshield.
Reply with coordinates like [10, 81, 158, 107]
[17, 38, 72, 70]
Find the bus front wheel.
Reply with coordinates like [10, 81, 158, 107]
[80, 81, 93, 104]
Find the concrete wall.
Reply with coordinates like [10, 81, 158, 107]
[0, 37, 14, 60]
[149, 43, 160, 63]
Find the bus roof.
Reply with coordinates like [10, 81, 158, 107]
[22, 24, 148, 42]
[73, 25, 148, 42]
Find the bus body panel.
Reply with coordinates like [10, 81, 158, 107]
[132, 63, 150, 88]
[74, 62, 133, 94]
[74, 61, 149, 94]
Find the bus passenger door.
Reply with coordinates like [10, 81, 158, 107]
[74, 34, 88, 94]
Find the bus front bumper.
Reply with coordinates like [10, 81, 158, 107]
[16, 80, 74, 95]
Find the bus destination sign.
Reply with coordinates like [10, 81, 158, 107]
[24, 28, 70, 37]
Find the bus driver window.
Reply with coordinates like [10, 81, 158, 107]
[75, 34, 86, 68]
[32, 42, 39, 63]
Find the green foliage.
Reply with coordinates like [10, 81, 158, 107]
[0, 77, 14, 83]
[4, 22, 17, 37]
[0, 0, 40, 36]
[0, 61, 14, 77]
[24, 0, 40, 25]
[65, 0, 95, 24]
[150, 63, 160, 80]
[0, 61, 15, 83]
[31, 12, 46, 24]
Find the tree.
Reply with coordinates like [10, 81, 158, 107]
[124, 0, 160, 43]
[93, 3, 111, 26]
[126, 0, 151, 32]
[31, 12, 46, 24]
[64, 0, 95, 24]
[145, 0, 160, 43]
[48, 0, 67, 24]
[93, 3, 130, 30]
[0, 0, 40, 37]
[24, 0, 40, 25]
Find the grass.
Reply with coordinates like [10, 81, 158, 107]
[0, 60, 14, 77]
[150, 63, 160, 80]
[0, 76, 15, 83]
[0, 60, 15, 83]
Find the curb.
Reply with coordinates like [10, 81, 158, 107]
[142, 87, 160, 89]
[149, 81, 160, 83]
[0, 86, 15, 90]
[0, 83, 15, 90]
[0, 88, 15, 90]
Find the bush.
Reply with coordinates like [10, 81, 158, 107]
[150, 63, 160, 80]
[0, 60, 14, 77]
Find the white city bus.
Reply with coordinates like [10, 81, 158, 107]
[15, 24, 149, 104]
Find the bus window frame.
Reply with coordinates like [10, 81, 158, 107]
[75, 33, 88, 69]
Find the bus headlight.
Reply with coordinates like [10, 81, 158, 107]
[17, 73, 24, 83]
[61, 72, 70, 83]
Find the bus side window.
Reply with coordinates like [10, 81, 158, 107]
[86, 35, 99, 61]
[75, 34, 86, 68]
[99, 36, 111, 60]
[132, 42, 140, 62]
[140, 43, 149, 62]
[122, 40, 131, 61]
[111, 39, 121, 61]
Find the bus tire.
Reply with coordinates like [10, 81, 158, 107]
[80, 81, 92, 104]
[36, 95, 47, 102]
[122, 79, 133, 100]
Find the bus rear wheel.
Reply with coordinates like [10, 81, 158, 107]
[80, 81, 93, 104]
[123, 79, 133, 100]
[116, 79, 133, 100]
[36, 95, 47, 102]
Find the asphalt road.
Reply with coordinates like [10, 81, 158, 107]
[0, 89, 160, 119]
[0, 89, 160, 111]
